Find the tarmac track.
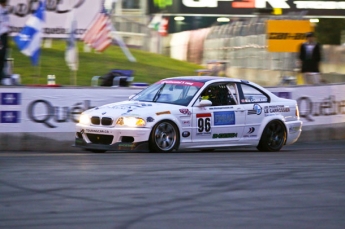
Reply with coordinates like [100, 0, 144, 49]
[1, 140, 345, 229]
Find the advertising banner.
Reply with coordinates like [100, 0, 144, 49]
[0, 88, 141, 133]
[10, 0, 103, 38]
[1, 85, 345, 133]
[269, 85, 345, 125]
[266, 20, 313, 52]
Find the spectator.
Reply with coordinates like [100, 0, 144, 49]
[0, 0, 9, 85]
[298, 32, 322, 85]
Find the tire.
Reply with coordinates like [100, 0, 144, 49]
[149, 120, 179, 152]
[257, 120, 286, 152]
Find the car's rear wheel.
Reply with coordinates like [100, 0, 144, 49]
[149, 120, 179, 152]
[257, 120, 286, 152]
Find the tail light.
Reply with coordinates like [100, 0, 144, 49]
[295, 104, 300, 118]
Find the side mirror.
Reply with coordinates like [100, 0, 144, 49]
[128, 94, 136, 100]
[198, 99, 212, 107]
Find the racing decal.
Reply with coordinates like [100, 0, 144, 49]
[264, 105, 290, 113]
[179, 109, 192, 115]
[122, 113, 141, 116]
[181, 120, 191, 127]
[182, 131, 190, 138]
[289, 126, 300, 134]
[242, 98, 268, 103]
[196, 113, 212, 135]
[158, 80, 204, 87]
[214, 111, 235, 126]
[0, 93, 21, 105]
[212, 133, 238, 139]
[0, 111, 20, 123]
[209, 107, 233, 110]
[248, 127, 255, 134]
[85, 129, 110, 134]
[243, 127, 257, 138]
[147, 117, 155, 122]
[156, 111, 171, 115]
[110, 103, 153, 111]
[248, 104, 262, 115]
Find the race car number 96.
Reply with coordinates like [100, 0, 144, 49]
[198, 118, 211, 132]
[196, 113, 212, 134]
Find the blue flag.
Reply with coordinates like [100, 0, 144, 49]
[13, 0, 45, 66]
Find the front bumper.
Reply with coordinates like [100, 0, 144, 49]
[74, 138, 149, 151]
[74, 125, 152, 152]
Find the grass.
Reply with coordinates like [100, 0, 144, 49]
[9, 39, 203, 86]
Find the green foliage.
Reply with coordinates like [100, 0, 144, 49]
[10, 39, 203, 86]
[316, 18, 345, 45]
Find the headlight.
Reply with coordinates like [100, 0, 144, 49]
[116, 117, 146, 127]
[79, 114, 90, 125]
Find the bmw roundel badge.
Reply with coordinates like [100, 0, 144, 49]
[182, 131, 190, 138]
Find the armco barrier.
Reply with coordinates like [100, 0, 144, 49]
[0, 84, 344, 151]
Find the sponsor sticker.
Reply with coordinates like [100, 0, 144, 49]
[158, 80, 204, 87]
[179, 109, 192, 115]
[214, 111, 235, 125]
[264, 105, 290, 113]
[212, 133, 238, 139]
[181, 120, 191, 127]
[182, 131, 190, 138]
[85, 129, 110, 134]
[289, 126, 300, 134]
[248, 104, 262, 115]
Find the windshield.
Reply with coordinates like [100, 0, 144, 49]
[130, 80, 204, 106]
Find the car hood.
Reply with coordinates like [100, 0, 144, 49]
[83, 100, 179, 118]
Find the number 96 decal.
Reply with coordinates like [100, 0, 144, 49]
[196, 113, 212, 135]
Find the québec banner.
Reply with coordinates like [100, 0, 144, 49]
[0, 85, 345, 133]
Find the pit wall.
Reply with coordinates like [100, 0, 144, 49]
[0, 84, 344, 152]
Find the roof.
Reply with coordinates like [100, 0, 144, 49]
[164, 76, 242, 83]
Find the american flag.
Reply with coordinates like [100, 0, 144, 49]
[81, 9, 113, 52]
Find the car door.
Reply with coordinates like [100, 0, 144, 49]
[237, 83, 270, 139]
[191, 82, 245, 143]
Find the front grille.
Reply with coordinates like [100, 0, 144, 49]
[91, 116, 100, 125]
[90, 116, 113, 126]
[86, 134, 114, 145]
[122, 136, 134, 143]
[101, 117, 113, 126]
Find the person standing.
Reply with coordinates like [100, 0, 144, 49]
[0, 0, 9, 85]
[298, 32, 322, 85]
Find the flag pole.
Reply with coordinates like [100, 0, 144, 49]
[108, 3, 136, 62]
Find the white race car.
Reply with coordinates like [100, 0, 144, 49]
[75, 76, 302, 153]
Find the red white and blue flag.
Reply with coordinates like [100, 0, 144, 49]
[81, 7, 112, 52]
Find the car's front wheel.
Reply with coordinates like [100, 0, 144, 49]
[257, 120, 286, 152]
[149, 120, 179, 152]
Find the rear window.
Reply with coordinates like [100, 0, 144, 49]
[240, 84, 269, 104]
